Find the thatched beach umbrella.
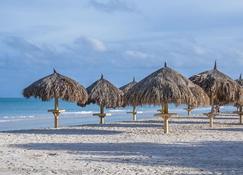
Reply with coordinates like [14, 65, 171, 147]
[120, 77, 138, 121]
[184, 105, 194, 116]
[125, 62, 210, 134]
[190, 61, 242, 126]
[23, 69, 88, 128]
[236, 74, 243, 86]
[79, 74, 123, 124]
[235, 74, 243, 123]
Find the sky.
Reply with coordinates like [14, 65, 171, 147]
[1, 0, 243, 97]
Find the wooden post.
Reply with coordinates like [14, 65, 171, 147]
[209, 114, 214, 128]
[239, 106, 243, 124]
[54, 113, 59, 128]
[210, 93, 214, 113]
[164, 115, 169, 134]
[209, 95, 215, 127]
[186, 105, 192, 116]
[132, 106, 137, 121]
[54, 97, 59, 110]
[99, 105, 105, 124]
[163, 102, 168, 114]
[208, 103, 215, 128]
[162, 102, 169, 134]
[187, 109, 190, 116]
[54, 97, 59, 128]
[211, 104, 214, 113]
[48, 97, 65, 128]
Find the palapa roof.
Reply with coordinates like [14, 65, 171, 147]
[235, 74, 243, 106]
[125, 63, 210, 107]
[236, 74, 243, 86]
[23, 69, 88, 104]
[189, 62, 241, 105]
[120, 77, 137, 94]
[120, 77, 137, 107]
[81, 74, 123, 108]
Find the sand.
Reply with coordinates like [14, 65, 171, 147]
[0, 115, 243, 175]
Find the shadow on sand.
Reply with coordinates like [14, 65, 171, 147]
[205, 127, 243, 132]
[12, 141, 243, 174]
[1, 128, 123, 135]
[81, 123, 162, 128]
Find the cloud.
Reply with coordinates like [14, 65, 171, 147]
[125, 50, 149, 59]
[73, 37, 107, 52]
[88, 0, 135, 13]
[1, 33, 243, 97]
[0, 36, 52, 69]
[1, 0, 243, 96]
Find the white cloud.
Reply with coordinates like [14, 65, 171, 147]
[74, 37, 107, 52]
[193, 46, 206, 55]
[1, 0, 243, 96]
[88, 0, 135, 13]
[88, 38, 107, 52]
[125, 50, 149, 59]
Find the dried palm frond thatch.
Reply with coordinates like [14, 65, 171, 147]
[23, 69, 88, 128]
[23, 69, 88, 103]
[79, 74, 123, 124]
[84, 74, 123, 108]
[190, 61, 242, 127]
[189, 62, 241, 106]
[125, 63, 210, 107]
[236, 74, 243, 86]
[120, 77, 137, 121]
[235, 74, 243, 124]
[125, 62, 210, 133]
[120, 77, 137, 94]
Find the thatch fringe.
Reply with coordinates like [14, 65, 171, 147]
[23, 70, 88, 104]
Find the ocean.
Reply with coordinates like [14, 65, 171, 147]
[0, 98, 236, 131]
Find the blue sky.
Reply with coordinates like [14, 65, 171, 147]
[1, 0, 243, 97]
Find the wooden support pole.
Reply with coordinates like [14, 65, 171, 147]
[54, 97, 59, 110]
[162, 102, 169, 134]
[164, 115, 169, 134]
[99, 105, 105, 124]
[48, 97, 65, 128]
[209, 115, 214, 128]
[207, 94, 215, 128]
[210, 103, 216, 123]
[239, 106, 243, 124]
[54, 113, 59, 128]
[163, 102, 168, 114]
[100, 116, 105, 124]
[132, 106, 137, 121]
[187, 105, 190, 116]
[186, 105, 193, 116]
[187, 110, 190, 116]
[211, 104, 214, 113]
[161, 104, 164, 114]
[54, 97, 59, 128]
[210, 94, 214, 113]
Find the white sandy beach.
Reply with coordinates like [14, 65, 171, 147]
[0, 115, 243, 175]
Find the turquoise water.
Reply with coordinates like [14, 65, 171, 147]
[0, 98, 236, 131]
